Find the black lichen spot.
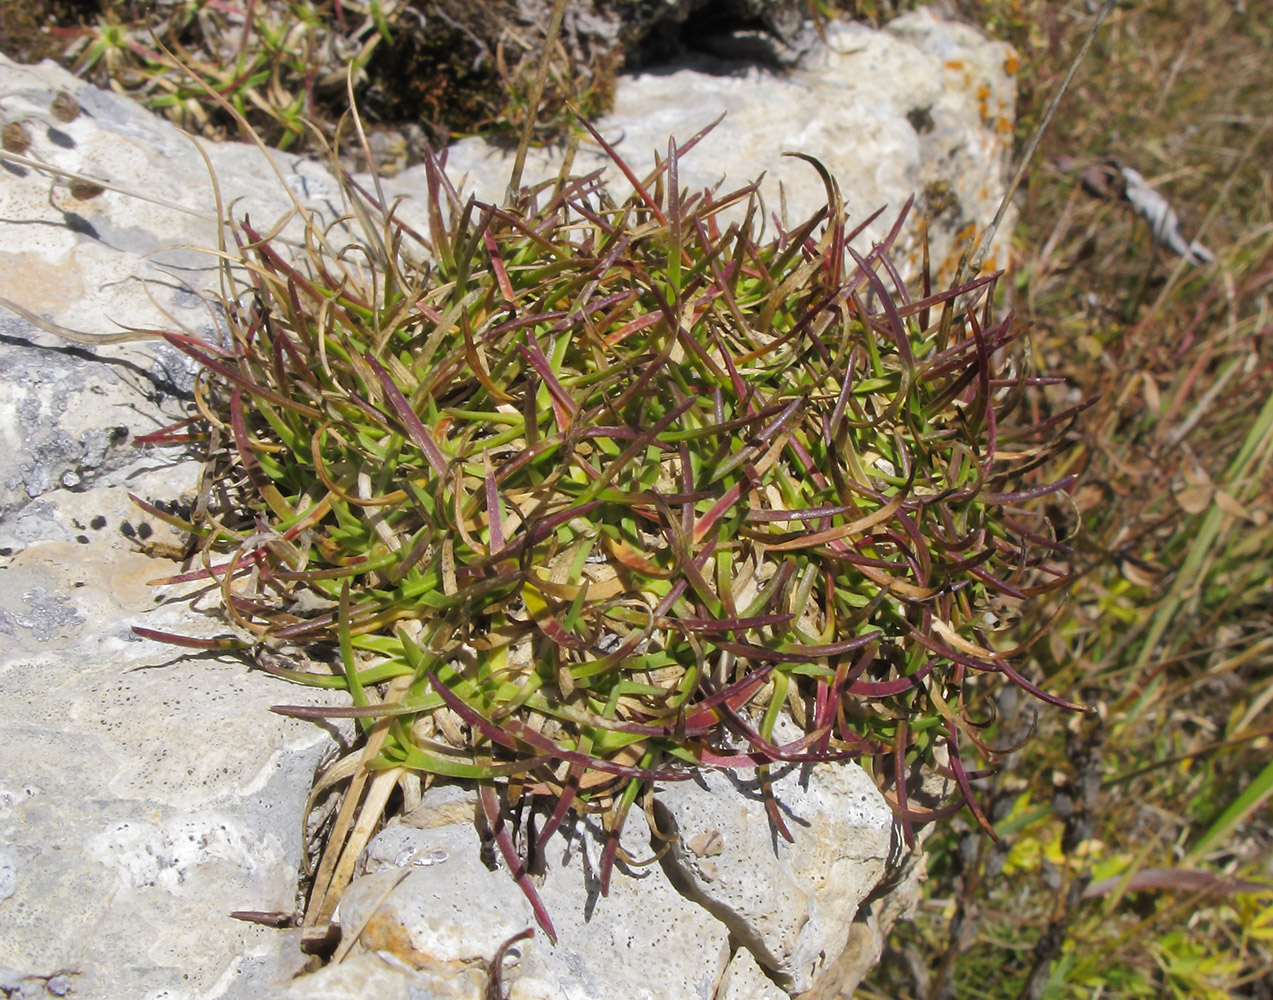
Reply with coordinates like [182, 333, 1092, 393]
[90, 515, 106, 530]
[922, 179, 961, 222]
[907, 105, 934, 134]
[109, 426, 129, 445]
[137, 522, 153, 540]
[120, 521, 136, 539]
[76, 534, 89, 544]
[151, 498, 192, 519]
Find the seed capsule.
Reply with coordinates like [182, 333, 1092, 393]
[2, 120, 31, 155]
[50, 91, 81, 123]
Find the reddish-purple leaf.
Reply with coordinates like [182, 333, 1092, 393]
[364, 353, 448, 477]
[479, 785, 557, 944]
[132, 626, 249, 650]
[713, 630, 883, 664]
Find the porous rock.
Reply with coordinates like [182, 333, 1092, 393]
[716, 946, 788, 1000]
[0, 53, 343, 552]
[0, 462, 346, 999]
[268, 952, 449, 1000]
[295, 759, 900, 1000]
[654, 760, 894, 995]
[316, 784, 731, 1000]
[0, 54, 346, 1000]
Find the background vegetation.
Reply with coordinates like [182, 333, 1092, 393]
[861, 2, 1273, 997]
[2, 0, 1269, 995]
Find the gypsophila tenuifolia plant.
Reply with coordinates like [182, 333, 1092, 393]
[134, 113, 1090, 942]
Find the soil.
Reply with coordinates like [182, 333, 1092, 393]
[0, 0, 102, 64]
[358, 0, 523, 141]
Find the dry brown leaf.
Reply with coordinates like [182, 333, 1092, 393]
[1174, 484, 1213, 514]
[1141, 373, 1161, 415]
[1214, 489, 1255, 522]
[1119, 557, 1164, 589]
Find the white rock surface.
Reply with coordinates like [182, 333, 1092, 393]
[399, 7, 1016, 277]
[655, 761, 894, 995]
[716, 947, 789, 1000]
[321, 787, 731, 1000]
[0, 53, 341, 552]
[0, 55, 344, 1000]
[0, 463, 344, 999]
[269, 952, 447, 1000]
[299, 763, 895, 1000]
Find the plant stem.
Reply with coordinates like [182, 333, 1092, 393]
[507, 0, 571, 204]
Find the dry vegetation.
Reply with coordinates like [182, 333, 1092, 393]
[860, 1, 1273, 997]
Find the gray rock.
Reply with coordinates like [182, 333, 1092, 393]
[0, 55, 348, 1000]
[336, 823, 536, 979]
[322, 794, 731, 1000]
[716, 947, 788, 1000]
[507, 813, 731, 1000]
[654, 760, 893, 995]
[299, 759, 902, 999]
[271, 952, 465, 1000]
[0, 53, 342, 551]
[0, 466, 345, 1000]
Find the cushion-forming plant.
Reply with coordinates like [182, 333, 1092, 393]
[137, 113, 1087, 942]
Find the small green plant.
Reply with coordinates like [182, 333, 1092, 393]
[56, 0, 393, 149]
[133, 95, 1083, 939]
[52, 0, 615, 152]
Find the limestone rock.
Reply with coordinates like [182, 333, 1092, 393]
[716, 947, 789, 1000]
[392, 8, 1016, 277]
[0, 463, 346, 999]
[654, 761, 894, 995]
[0, 53, 341, 552]
[270, 952, 450, 1000]
[336, 825, 535, 983]
[506, 812, 731, 1000]
[320, 791, 731, 1000]
[293, 762, 903, 999]
[0, 54, 346, 1000]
